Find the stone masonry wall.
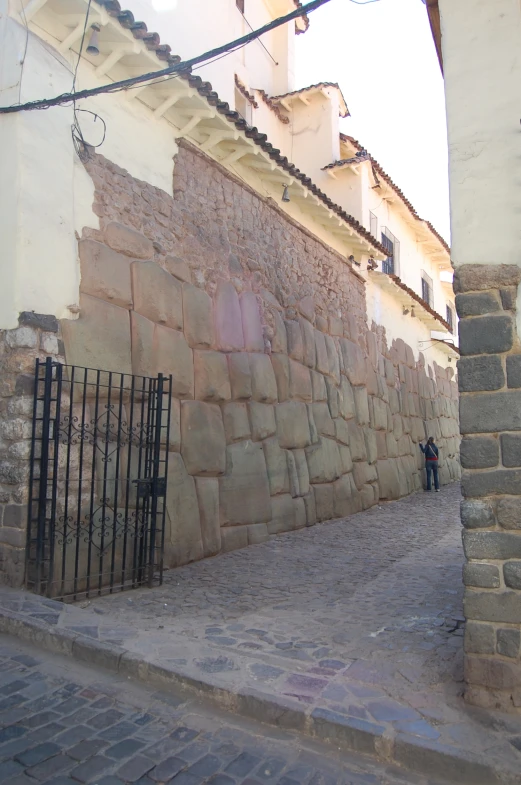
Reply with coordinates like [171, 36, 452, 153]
[0, 142, 460, 588]
[456, 264, 521, 713]
[0, 314, 65, 586]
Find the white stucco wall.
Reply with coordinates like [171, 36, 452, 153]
[121, 0, 295, 107]
[0, 12, 179, 328]
[439, 0, 521, 268]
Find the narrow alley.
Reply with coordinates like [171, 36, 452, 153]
[1, 484, 520, 783]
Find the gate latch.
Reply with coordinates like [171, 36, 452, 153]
[133, 477, 167, 499]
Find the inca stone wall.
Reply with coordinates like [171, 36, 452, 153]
[0, 314, 66, 586]
[0, 142, 460, 588]
[61, 143, 459, 568]
[456, 264, 521, 712]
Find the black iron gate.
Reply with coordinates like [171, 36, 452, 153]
[26, 359, 172, 601]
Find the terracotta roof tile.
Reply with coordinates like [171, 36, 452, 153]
[340, 134, 450, 254]
[255, 89, 291, 124]
[91, 1, 385, 255]
[389, 274, 452, 331]
[272, 82, 349, 118]
[234, 75, 259, 108]
[323, 153, 370, 169]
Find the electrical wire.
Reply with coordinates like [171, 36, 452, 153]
[239, 10, 278, 65]
[0, 0, 333, 114]
[16, 0, 30, 104]
[72, 0, 92, 93]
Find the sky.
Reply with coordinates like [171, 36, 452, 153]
[295, 0, 450, 241]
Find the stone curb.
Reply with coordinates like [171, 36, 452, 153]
[0, 607, 515, 785]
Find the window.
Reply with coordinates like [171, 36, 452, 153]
[421, 272, 433, 307]
[381, 227, 400, 276]
[369, 211, 378, 238]
[236, 0, 245, 13]
[446, 304, 455, 332]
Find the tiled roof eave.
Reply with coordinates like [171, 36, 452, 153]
[25, 0, 385, 257]
[340, 134, 450, 255]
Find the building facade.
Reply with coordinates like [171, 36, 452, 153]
[0, 0, 460, 594]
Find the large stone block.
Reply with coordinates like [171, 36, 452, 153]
[311, 370, 327, 402]
[456, 291, 502, 318]
[249, 402, 276, 441]
[334, 474, 360, 517]
[340, 339, 366, 386]
[497, 497, 521, 529]
[386, 433, 398, 458]
[79, 239, 133, 309]
[463, 563, 500, 589]
[376, 459, 401, 500]
[250, 353, 278, 403]
[287, 450, 300, 497]
[464, 655, 521, 692]
[165, 453, 202, 567]
[228, 353, 252, 399]
[276, 401, 312, 448]
[506, 354, 521, 388]
[154, 325, 194, 399]
[194, 350, 231, 402]
[132, 261, 183, 331]
[458, 356, 505, 392]
[62, 294, 132, 375]
[353, 462, 377, 490]
[222, 402, 250, 443]
[325, 378, 340, 419]
[312, 402, 335, 438]
[294, 497, 307, 529]
[314, 482, 335, 522]
[300, 318, 316, 368]
[215, 281, 244, 351]
[348, 421, 367, 462]
[459, 314, 513, 356]
[339, 445, 353, 474]
[181, 401, 226, 475]
[271, 311, 287, 354]
[248, 523, 269, 545]
[219, 441, 271, 525]
[268, 494, 296, 534]
[240, 292, 264, 352]
[364, 428, 378, 465]
[501, 433, 521, 467]
[105, 221, 153, 259]
[263, 437, 290, 495]
[130, 311, 155, 378]
[460, 391, 521, 433]
[195, 477, 221, 557]
[460, 437, 499, 469]
[288, 359, 312, 402]
[221, 526, 249, 553]
[325, 335, 340, 383]
[285, 320, 303, 361]
[465, 590, 521, 624]
[503, 560, 521, 589]
[462, 468, 521, 497]
[460, 499, 495, 529]
[294, 449, 310, 496]
[497, 628, 520, 659]
[453, 263, 521, 293]
[272, 354, 289, 401]
[315, 330, 329, 375]
[335, 418, 350, 446]
[339, 378, 356, 420]
[306, 438, 342, 483]
[463, 530, 521, 560]
[465, 622, 496, 655]
[371, 397, 388, 431]
[304, 490, 317, 526]
[183, 285, 214, 349]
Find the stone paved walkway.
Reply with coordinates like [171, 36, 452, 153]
[1, 484, 521, 782]
[0, 635, 449, 785]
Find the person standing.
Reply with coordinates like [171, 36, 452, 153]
[420, 437, 440, 492]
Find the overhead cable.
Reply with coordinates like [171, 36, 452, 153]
[0, 0, 333, 114]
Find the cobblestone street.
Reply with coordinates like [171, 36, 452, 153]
[0, 636, 446, 785]
[1, 483, 521, 782]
